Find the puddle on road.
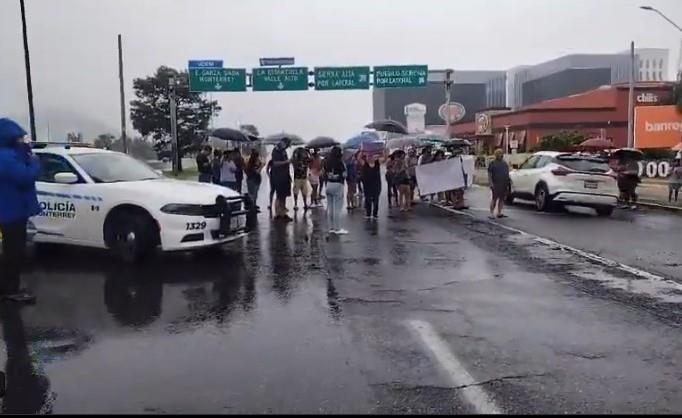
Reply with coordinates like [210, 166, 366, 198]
[506, 234, 682, 304]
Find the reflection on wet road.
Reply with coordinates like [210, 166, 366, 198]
[2, 194, 682, 413]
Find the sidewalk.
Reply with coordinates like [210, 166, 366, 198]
[473, 168, 682, 211]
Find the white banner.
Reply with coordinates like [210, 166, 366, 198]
[416, 156, 475, 195]
[462, 156, 475, 187]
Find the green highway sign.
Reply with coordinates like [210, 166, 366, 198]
[373, 65, 428, 88]
[189, 68, 247, 92]
[314, 66, 370, 90]
[252, 67, 309, 91]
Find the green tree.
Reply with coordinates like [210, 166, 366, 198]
[66, 132, 84, 143]
[110, 136, 157, 161]
[93, 133, 115, 149]
[534, 131, 586, 152]
[130, 66, 220, 171]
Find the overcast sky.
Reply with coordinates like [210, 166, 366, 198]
[1, 0, 681, 141]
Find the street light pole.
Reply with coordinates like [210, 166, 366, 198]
[504, 125, 510, 155]
[640, 6, 682, 32]
[19, 0, 37, 141]
[627, 41, 635, 148]
[444, 69, 454, 138]
[640, 5, 682, 80]
[117, 34, 128, 154]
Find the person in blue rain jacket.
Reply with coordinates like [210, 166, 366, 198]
[0, 118, 41, 304]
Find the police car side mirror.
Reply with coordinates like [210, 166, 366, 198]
[512, 164, 519, 170]
[54, 172, 79, 184]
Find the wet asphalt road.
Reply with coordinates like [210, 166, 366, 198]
[2, 186, 682, 414]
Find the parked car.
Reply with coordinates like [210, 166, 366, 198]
[507, 151, 619, 216]
[28, 143, 250, 263]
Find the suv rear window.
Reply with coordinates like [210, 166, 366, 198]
[556, 155, 610, 173]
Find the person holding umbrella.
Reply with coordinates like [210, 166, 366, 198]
[271, 137, 293, 221]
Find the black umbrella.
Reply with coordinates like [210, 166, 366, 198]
[365, 120, 408, 135]
[306, 136, 338, 149]
[210, 127, 251, 143]
[263, 133, 304, 146]
[612, 148, 644, 161]
[443, 138, 472, 148]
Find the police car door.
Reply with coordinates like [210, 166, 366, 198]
[34, 153, 90, 244]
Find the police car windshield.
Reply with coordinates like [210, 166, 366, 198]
[72, 153, 161, 183]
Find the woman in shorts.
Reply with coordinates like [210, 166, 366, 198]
[308, 151, 322, 207]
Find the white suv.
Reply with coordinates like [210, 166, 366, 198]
[507, 151, 619, 216]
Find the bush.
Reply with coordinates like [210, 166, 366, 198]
[533, 131, 586, 152]
[641, 148, 676, 160]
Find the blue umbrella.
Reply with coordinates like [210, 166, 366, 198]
[343, 131, 381, 149]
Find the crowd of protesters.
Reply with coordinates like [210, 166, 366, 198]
[197, 137, 483, 235]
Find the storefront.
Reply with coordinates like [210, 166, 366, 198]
[449, 82, 675, 152]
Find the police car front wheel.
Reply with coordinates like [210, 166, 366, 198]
[106, 211, 159, 263]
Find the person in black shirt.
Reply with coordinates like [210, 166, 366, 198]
[271, 138, 293, 221]
[360, 153, 382, 219]
[245, 149, 264, 210]
[211, 149, 222, 184]
[196, 145, 212, 183]
[291, 147, 311, 210]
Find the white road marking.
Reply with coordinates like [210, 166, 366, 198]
[432, 203, 682, 291]
[407, 319, 502, 414]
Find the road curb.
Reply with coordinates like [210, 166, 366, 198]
[637, 201, 682, 213]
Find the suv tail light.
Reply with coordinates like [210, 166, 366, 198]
[551, 166, 573, 176]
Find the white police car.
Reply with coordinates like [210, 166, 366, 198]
[29, 144, 249, 262]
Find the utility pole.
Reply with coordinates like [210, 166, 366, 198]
[627, 41, 635, 148]
[117, 34, 128, 154]
[169, 76, 179, 176]
[504, 125, 511, 155]
[19, 0, 37, 141]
